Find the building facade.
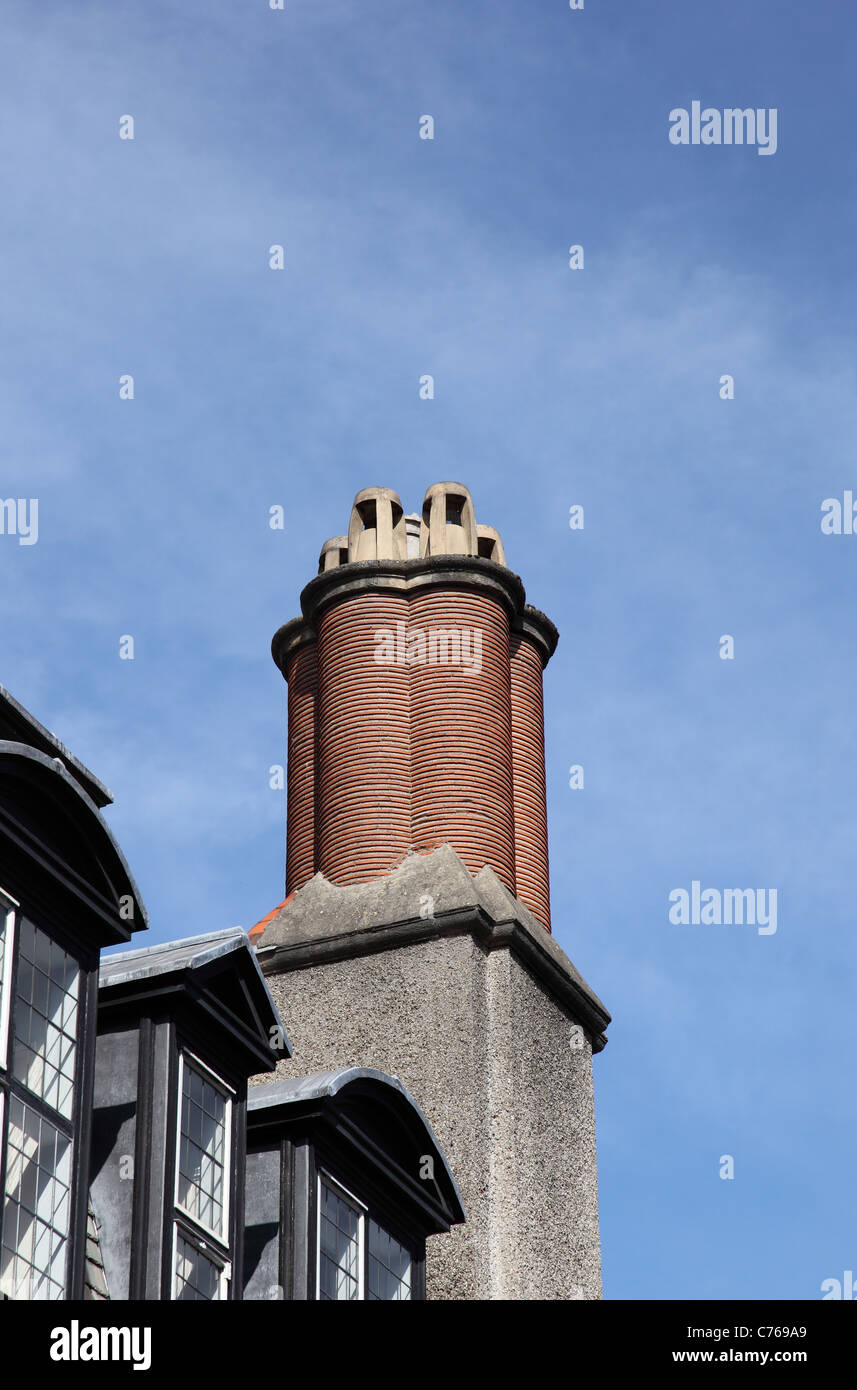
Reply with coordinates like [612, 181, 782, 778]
[0, 685, 146, 1300]
[0, 686, 462, 1301]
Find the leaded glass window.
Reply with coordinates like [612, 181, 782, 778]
[318, 1173, 413, 1301]
[0, 1096, 72, 1300]
[319, 1177, 362, 1300]
[12, 919, 79, 1120]
[0, 901, 81, 1302]
[368, 1219, 412, 1300]
[174, 1231, 227, 1301]
[172, 1052, 233, 1302]
[176, 1056, 229, 1240]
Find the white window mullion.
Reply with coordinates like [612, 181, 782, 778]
[0, 888, 20, 1072]
[174, 1050, 232, 1244]
[317, 1171, 366, 1301]
[172, 1050, 233, 1301]
[0, 898, 81, 1304]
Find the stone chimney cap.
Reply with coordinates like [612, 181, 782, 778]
[348, 486, 407, 563]
[318, 535, 349, 573]
[477, 524, 506, 567]
[313, 483, 506, 573]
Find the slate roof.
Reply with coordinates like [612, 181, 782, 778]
[83, 1198, 109, 1301]
[0, 684, 112, 808]
[100, 927, 291, 1058]
[249, 1066, 466, 1227]
[101, 926, 271, 988]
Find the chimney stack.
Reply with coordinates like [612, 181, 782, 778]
[259, 482, 611, 1302]
[272, 482, 557, 931]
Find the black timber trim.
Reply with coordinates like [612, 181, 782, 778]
[280, 1138, 295, 1301]
[98, 977, 279, 1077]
[159, 1024, 180, 1301]
[0, 912, 96, 1302]
[129, 1015, 154, 1301]
[250, 1098, 459, 1234]
[0, 742, 146, 933]
[0, 686, 112, 808]
[165, 1032, 246, 1301]
[0, 807, 133, 948]
[68, 962, 99, 1300]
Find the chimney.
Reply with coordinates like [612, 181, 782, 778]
[271, 482, 558, 931]
[259, 482, 610, 1302]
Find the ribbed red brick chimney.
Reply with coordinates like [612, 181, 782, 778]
[271, 483, 558, 931]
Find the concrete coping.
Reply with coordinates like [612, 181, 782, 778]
[253, 845, 610, 1051]
[270, 555, 561, 675]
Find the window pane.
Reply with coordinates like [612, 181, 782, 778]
[177, 1059, 228, 1238]
[174, 1232, 224, 1301]
[319, 1180, 360, 1300]
[12, 920, 80, 1120]
[0, 1097, 72, 1300]
[368, 1219, 412, 1301]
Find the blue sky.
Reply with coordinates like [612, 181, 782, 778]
[2, 0, 855, 1300]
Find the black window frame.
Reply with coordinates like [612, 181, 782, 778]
[305, 1137, 426, 1301]
[0, 882, 97, 1302]
[163, 1035, 242, 1302]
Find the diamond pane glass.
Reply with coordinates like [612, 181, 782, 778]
[12, 920, 79, 1120]
[174, 1232, 223, 1301]
[368, 1219, 412, 1300]
[177, 1060, 228, 1238]
[0, 1097, 72, 1300]
[319, 1181, 361, 1300]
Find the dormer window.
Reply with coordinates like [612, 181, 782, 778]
[93, 927, 284, 1302]
[317, 1171, 413, 1301]
[172, 1052, 234, 1300]
[244, 1069, 463, 1303]
[0, 892, 83, 1301]
[0, 689, 146, 1300]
